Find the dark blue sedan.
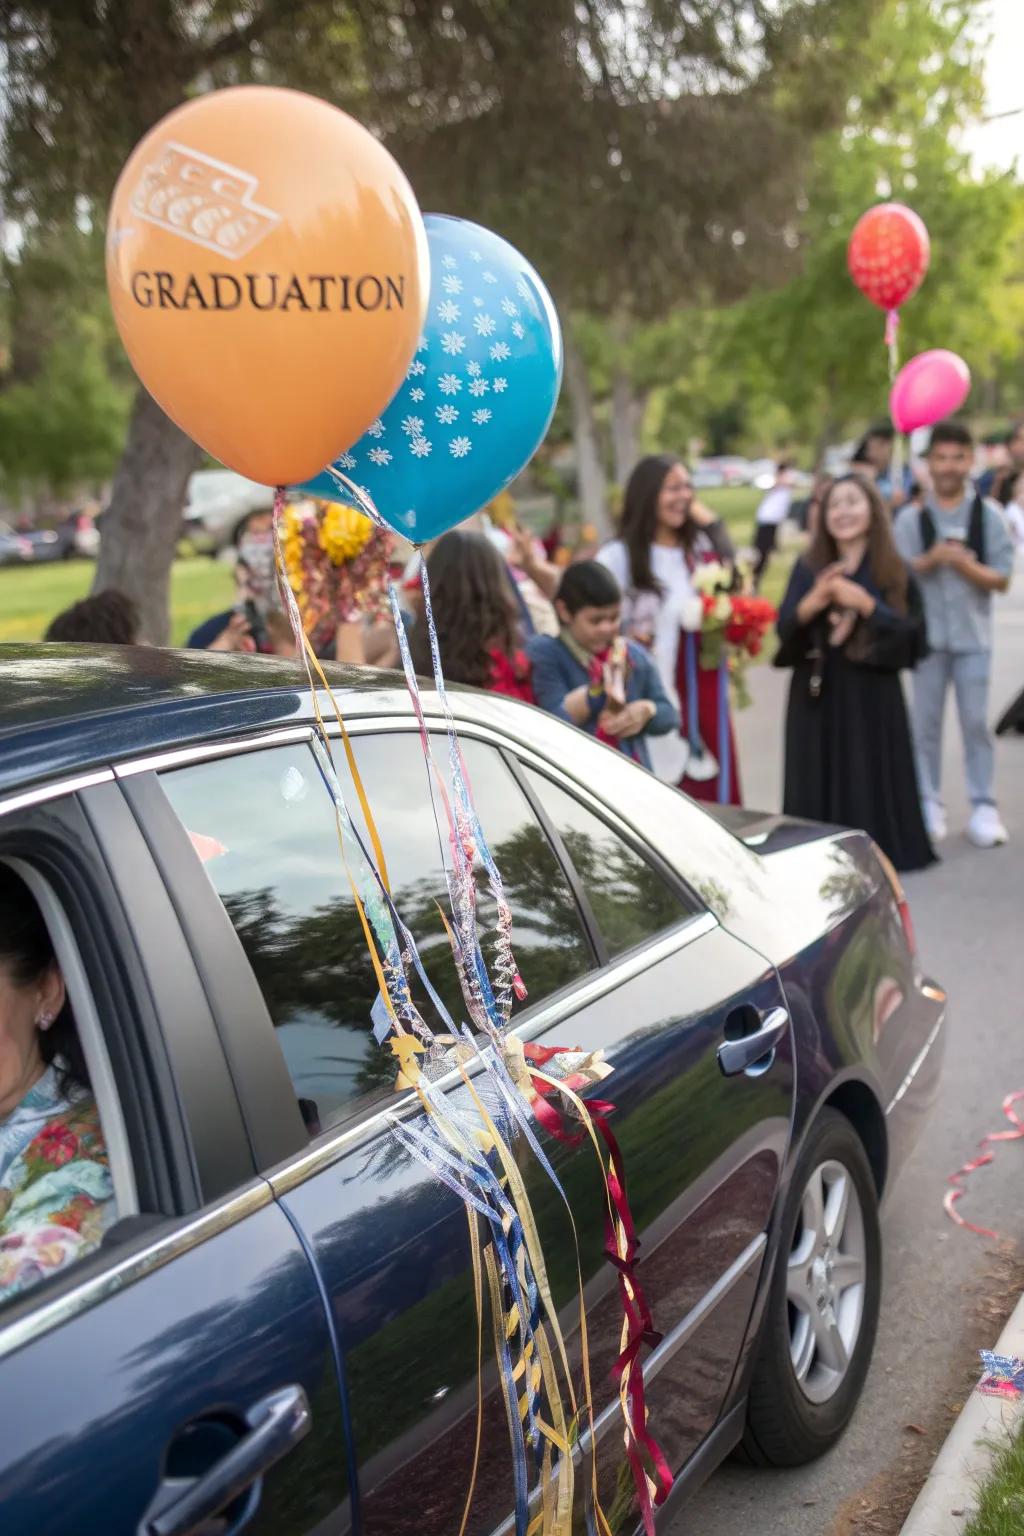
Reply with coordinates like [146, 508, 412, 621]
[0, 645, 945, 1536]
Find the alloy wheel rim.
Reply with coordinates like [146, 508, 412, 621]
[786, 1158, 866, 1404]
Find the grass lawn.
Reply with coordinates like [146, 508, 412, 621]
[0, 557, 235, 647]
[965, 1425, 1024, 1535]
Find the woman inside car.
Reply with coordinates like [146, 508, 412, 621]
[0, 866, 114, 1301]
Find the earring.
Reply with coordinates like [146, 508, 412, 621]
[37, 1012, 54, 1031]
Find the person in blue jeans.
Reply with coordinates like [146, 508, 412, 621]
[527, 561, 678, 770]
[894, 420, 1014, 849]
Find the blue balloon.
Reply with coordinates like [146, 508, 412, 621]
[299, 214, 562, 543]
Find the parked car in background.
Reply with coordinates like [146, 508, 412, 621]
[693, 463, 727, 489]
[184, 468, 276, 555]
[0, 520, 33, 567]
[0, 646, 945, 1536]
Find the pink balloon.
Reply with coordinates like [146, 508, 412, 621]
[889, 349, 971, 434]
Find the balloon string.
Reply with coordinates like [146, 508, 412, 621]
[944, 1089, 1024, 1238]
[886, 309, 905, 490]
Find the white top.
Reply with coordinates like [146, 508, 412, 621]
[597, 540, 694, 782]
[1006, 500, 1024, 552]
[755, 486, 792, 526]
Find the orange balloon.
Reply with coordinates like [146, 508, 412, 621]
[106, 86, 428, 486]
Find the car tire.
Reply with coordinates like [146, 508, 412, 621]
[742, 1107, 881, 1467]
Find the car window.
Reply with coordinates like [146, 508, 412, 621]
[160, 734, 593, 1136]
[522, 767, 699, 957]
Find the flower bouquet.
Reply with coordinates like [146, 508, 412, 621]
[281, 499, 393, 654]
[691, 562, 777, 710]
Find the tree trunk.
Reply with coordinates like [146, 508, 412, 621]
[92, 387, 202, 645]
[562, 326, 610, 538]
[611, 366, 647, 487]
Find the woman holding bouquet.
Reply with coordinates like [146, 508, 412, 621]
[775, 474, 935, 871]
[597, 454, 742, 802]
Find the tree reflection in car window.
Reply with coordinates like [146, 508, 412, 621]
[521, 768, 696, 958]
[160, 737, 592, 1133]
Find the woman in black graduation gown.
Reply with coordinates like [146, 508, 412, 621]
[775, 473, 936, 872]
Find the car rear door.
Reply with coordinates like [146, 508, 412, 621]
[145, 722, 796, 1535]
[0, 779, 351, 1536]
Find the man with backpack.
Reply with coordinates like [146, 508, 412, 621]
[894, 420, 1014, 848]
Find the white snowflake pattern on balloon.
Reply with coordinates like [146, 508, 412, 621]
[489, 341, 511, 362]
[467, 360, 482, 378]
[438, 373, 462, 395]
[501, 299, 519, 318]
[472, 296, 484, 308]
[368, 446, 392, 466]
[441, 331, 467, 356]
[493, 377, 508, 393]
[516, 279, 531, 301]
[366, 419, 386, 438]
[512, 322, 525, 340]
[408, 359, 427, 377]
[436, 403, 459, 424]
[450, 436, 472, 458]
[417, 336, 429, 352]
[442, 255, 458, 270]
[410, 437, 432, 458]
[469, 378, 489, 397]
[473, 313, 496, 337]
[437, 300, 461, 323]
[409, 387, 425, 403]
[401, 415, 425, 437]
[472, 408, 492, 425]
[441, 274, 463, 296]
[482, 271, 498, 284]
[338, 452, 357, 470]
[469, 249, 483, 262]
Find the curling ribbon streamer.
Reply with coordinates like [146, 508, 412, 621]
[884, 309, 906, 491]
[944, 1089, 1024, 1239]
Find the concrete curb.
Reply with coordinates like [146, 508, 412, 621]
[900, 1291, 1024, 1534]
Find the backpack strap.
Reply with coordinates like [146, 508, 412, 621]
[918, 507, 937, 550]
[968, 495, 986, 564]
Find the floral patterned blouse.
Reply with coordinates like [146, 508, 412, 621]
[0, 1065, 115, 1302]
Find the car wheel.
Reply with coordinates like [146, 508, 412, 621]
[742, 1107, 881, 1466]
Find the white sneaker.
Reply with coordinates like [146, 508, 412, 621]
[923, 800, 948, 843]
[967, 804, 1009, 849]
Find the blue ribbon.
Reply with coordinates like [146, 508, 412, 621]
[717, 659, 731, 806]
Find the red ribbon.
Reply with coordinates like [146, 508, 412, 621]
[944, 1090, 1024, 1238]
[523, 1043, 674, 1529]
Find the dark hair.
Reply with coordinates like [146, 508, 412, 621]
[0, 865, 88, 1097]
[927, 419, 974, 453]
[556, 560, 621, 615]
[851, 421, 895, 464]
[410, 529, 520, 688]
[618, 453, 694, 592]
[45, 589, 140, 645]
[999, 464, 1024, 507]
[808, 474, 909, 613]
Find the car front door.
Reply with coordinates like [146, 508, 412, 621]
[147, 723, 796, 1536]
[0, 781, 351, 1536]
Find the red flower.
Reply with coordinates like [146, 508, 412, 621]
[32, 1122, 79, 1168]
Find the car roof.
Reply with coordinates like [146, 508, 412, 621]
[0, 643, 560, 798]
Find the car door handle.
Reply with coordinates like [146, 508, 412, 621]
[145, 1385, 311, 1536]
[717, 1006, 789, 1078]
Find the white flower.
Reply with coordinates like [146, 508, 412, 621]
[501, 298, 519, 318]
[450, 436, 472, 458]
[470, 249, 483, 262]
[366, 419, 386, 438]
[437, 299, 461, 323]
[469, 378, 489, 396]
[482, 270, 498, 284]
[516, 278, 531, 301]
[441, 273, 463, 295]
[512, 322, 525, 340]
[338, 452, 356, 470]
[493, 376, 508, 393]
[436, 403, 459, 424]
[438, 373, 462, 395]
[401, 415, 425, 437]
[408, 359, 427, 377]
[410, 436, 432, 458]
[473, 312, 496, 337]
[472, 408, 492, 425]
[409, 387, 425, 403]
[368, 446, 392, 466]
[467, 360, 482, 378]
[692, 561, 730, 597]
[442, 254, 458, 270]
[489, 341, 511, 362]
[441, 330, 467, 356]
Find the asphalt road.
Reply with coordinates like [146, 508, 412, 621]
[672, 576, 1024, 1536]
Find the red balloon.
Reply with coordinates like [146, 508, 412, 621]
[847, 203, 930, 312]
